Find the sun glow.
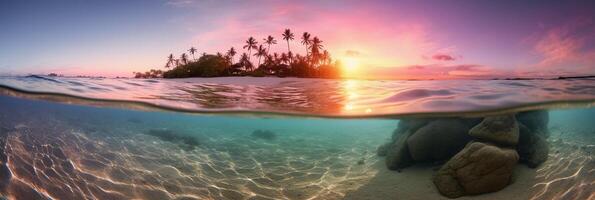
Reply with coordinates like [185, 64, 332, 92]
[341, 57, 361, 78]
[343, 57, 359, 71]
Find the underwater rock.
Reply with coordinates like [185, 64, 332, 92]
[385, 129, 415, 170]
[251, 130, 277, 140]
[357, 158, 365, 165]
[516, 110, 549, 137]
[433, 142, 518, 198]
[127, 118, 143, 124]
[391, 118, 430, 142]
[144, 129, 200, 150]
[406, 119, 473, 162]
[376, 142, 390, 157]
[517, 124, 549, 168]
[469, 115, 519, 146]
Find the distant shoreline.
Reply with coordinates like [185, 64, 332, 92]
[34, 73, 595, 81]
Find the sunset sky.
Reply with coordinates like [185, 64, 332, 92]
[1, 0, 594, 79]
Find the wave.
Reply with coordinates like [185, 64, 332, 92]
[1, 76, 595, 118]
[0, 83, 594, 119]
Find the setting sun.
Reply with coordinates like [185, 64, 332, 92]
[344, 58, 359, 70]
[342, 57, 360, 77]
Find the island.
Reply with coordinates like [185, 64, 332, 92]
[133, 29, 342, 79]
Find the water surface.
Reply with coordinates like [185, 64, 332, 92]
[1, 76, 594, 117]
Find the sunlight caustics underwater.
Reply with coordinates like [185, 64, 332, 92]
[0, 76, 593, 200]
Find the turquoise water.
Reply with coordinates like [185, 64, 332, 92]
[0, 76, 594, 200]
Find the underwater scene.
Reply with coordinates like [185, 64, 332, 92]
[0, 76, 593, 200]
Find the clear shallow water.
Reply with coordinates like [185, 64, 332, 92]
[0, 76, 593, 200]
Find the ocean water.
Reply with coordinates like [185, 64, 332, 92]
[0, 76, 593, 200]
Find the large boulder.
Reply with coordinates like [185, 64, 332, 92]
[391, 118, 430, 142]
[377, 142, 390, 157]
[383, 118, 431, 169]
[433, 142, 519, 198]
[469, 115, 519, 146]
[517, 124, 549, 168]
[385, 129, 416, 170]
[516, 110, 549, 137]
[406, 119, 473, 162]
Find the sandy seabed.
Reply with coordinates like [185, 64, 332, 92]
[0, 111, 592, 200]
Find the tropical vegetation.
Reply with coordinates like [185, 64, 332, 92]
[134, 29, 342, 79]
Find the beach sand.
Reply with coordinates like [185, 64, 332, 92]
[343, 162, 536, 200]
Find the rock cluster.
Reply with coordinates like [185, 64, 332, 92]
[377, 110, 550, 198]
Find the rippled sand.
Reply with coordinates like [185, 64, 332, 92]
[0, 117, 384, 199]
[6, 125, 591, 200]
[2, 120, 592, 200]
[529, 128, 595, 200]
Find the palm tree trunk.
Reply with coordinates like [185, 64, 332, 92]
[305, 45, 309, 58]
[248, 49, 252, 63]
[264, 44, 274, 68]
[286, 41, 292, 64]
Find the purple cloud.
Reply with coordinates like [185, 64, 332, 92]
[432, 54, 456, 61]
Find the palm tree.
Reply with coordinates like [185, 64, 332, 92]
[264, 35, 277, 54]
[310, 37, 323, 66]
[166, 54, 175, 68]
[188, 47, 197, 61]
[254, 45, 267, 67]
[301, 32, 312, 58]
[287, 51, 294, 65]
[239, 53, 253, 71]
[272, 52, 280, 65]
[282, 29, 294, 63]
[322, 50, 331, 65]
[226, 47, 237, 63]
[280, 53, 289, 65]
[243, 37, 258, 62]
[180, 53, 189, 65]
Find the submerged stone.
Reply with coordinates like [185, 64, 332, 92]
[469, 115, 519, 146]
[383, 118, 432, 170]
[385, 130, 415, 170]
[517, 124, 549, 168]
[251, 130, 277, 140]
[433, 142, 518, 198]
[376, 142, 390, 157]
[391, 118, 430, 142]
[127, 118, 143, 124]
[406, 119, 472, 162]
[516, 110, 549, 137]
[144, 129, 200, 150]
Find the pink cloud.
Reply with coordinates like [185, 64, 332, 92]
[345, 50, 362, 57]
[523, 18, 595, 76]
